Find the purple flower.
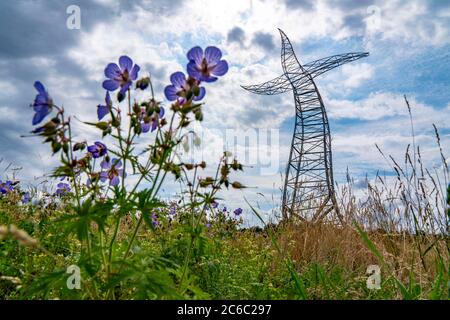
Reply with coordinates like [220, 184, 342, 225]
[169, 206, 177, 216]
[56, 182, 71, 196]
[97, 91, 112, 120]
[0, 180, 15, 194]
[211, 201, 219, 209]
[205, 223, 211, 228]
[164, 72, 205, 101]
[233, 208, 243, 216]
[21, 192, 31, 203]
[102, 55, 140, 94]
[187, 46, 228, 82]
[32, 81, 53, 125]
[87, 141, 107, 158]
[141, 106, 165, 133]
[151, 212, 158, 227]
[99, 158, 125, 186]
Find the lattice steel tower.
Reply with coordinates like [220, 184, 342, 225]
[242, 29, 369, 221]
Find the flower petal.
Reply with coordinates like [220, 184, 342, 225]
[112, 158, 122, 168]
[99, 172, 108, 182]
[119, 169, 127, 178]
[104, 63, 121, 79]
[119, 81, 131, 94]
[201, 75, 218, 83]
[159, 106, 165, 118]
[141, 122, 151, 133]
[130, 64, 140, 80]
[212, 60, 228, 76]
[87, 145, 97, 153]
[34, 81, 46, 94]
[95, 141, 106, 149]
[32, 110, 48, 125]
[204, 46, 222, 65]
[102, 79, 120, 91]
[187, 61, 202, 80]
[194, 87, 206, 101]
[110, 175, 120, 186]
[164, 85, 178, 101]
[119, 55, 133, 71]
[34, 93, 49, 106]
[100, 159, 111, 170]
[170, 72, 186, 88]
[151, 120, 158, 132]
[97, 104, 109, 120]
[187, 46, 203, 65]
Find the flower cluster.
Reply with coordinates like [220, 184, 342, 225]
[0, 180, 15, 194]
[134, 99, 165, 134]
[56, 182, 71, 197]
[21, 192, 31, 203]
[164, 46, 228, 104]
[151, 212, 159, 227]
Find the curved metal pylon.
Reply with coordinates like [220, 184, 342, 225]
[242, 29, 369, 221]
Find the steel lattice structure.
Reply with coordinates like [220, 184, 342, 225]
[242, 29, 369, 221]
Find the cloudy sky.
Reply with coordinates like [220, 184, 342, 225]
[0, 0, 449, 223]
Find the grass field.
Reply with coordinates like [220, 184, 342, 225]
[1, 158, 448, 299]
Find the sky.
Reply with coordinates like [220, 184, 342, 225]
[0, 0, 449, 224]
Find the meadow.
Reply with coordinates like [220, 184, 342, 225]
[0, 45, 448, 300]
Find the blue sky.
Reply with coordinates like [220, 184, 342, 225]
[0, 0, 449, 224]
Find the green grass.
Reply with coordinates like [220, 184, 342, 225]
[1, 194, 448, 300]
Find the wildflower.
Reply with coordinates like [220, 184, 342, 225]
[99, 158, 125, 186]
[135, 210, 142, 220]
[187, 46, 228, 82]
[141, 106, 165, 133]
[233, 208, 243, 216]
[102, 55, 140, 94]
[164, 72, 205, 101]
[87, 141, 107, 158]
[0, 180, 17, 194]
[32, 81, 53, 125]
[97, 91, 112, 120]
[55, 182, 71, 196]
[205, 223, 211, 228]
[21, 192, 31, 203]
[151, 212, 158, 227]
[169, 206, 177, 216]
[211, 201, 219, 209]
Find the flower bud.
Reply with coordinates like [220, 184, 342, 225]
[96, 121, 109, 130]
[231, 181, 245, 189]
[73, 142, 86, 151]
[136, 77, 150, 90]
[184, 163, 194, 170]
